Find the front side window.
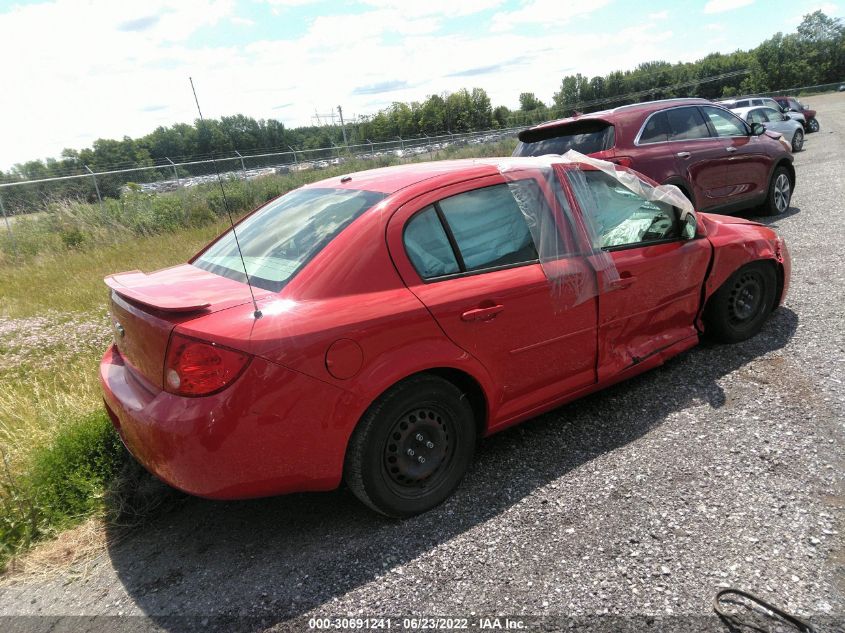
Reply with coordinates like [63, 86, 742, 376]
[193, 187, 386, 291]
[701, 106, 748, 137]
[567, 170, 679, 249]
[748, 109, 768, 124]
[438, 184, 538, 272]
[761, 107, 783, 122]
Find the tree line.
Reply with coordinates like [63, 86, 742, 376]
[1, 10, 842, 211]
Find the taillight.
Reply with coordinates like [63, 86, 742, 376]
[163, 333, 251, 397]
[609, 156, 634, 168]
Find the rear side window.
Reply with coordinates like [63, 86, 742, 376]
[403, 181, 568, 280]
[666, 107, 711, 140]
[702, 106, 748, 137]
[736, 100, 750, 108]
[515, 121, 615, 156]
[439, 184, 538, 271]
[404, 207, 460, 279]
[638, 112, 669, 144]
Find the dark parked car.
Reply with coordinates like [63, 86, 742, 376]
[514, 98, 796, 216]
[773, 96, 820, 132]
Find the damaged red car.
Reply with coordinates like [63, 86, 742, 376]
[100, 156, 790, 517]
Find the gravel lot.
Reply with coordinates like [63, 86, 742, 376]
[1, 93, 843, 633]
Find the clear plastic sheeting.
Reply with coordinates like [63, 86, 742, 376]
[497, 150, 696, 304]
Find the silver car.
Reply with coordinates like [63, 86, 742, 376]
[732, 106, 804, 152]
[718, 96, 806, 127]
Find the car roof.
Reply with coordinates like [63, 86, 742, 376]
[521, 97, 711, 134]
[301, 156, 608, 196]
[301, 160, 500, 195]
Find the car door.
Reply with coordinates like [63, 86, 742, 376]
[700, 105, 770, 204]
[386, 173, 598, 420]
[560, 166, 712, 381]
[758, 106, 791, 137]
[635, 106, 729, 211]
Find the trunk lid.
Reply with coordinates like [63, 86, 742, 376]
[106, 264, 269, 388]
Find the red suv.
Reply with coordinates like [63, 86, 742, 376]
[773, 96, 819, 133]
[514, 98, 796, 216]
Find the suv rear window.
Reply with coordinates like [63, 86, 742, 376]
[515, 120, 615, 157]
[193, 187, 386, 292]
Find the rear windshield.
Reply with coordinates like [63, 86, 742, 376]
[514, 120, 615, 157]
[193, 187, 386, 292]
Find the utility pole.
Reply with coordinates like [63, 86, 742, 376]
[337, 105, 348, 147]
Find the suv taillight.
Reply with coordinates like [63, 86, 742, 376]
[163, 333, 251, 396]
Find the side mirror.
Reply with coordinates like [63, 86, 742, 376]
[750, 122, 766, 136]
[681, 212, 698, 239]
[782, 114, 790, 121]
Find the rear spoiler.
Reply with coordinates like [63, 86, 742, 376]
[518, 118, 612, 144]
[105, 271, 211, 313]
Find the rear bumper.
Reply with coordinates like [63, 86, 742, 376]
[100, 345, 359, 499]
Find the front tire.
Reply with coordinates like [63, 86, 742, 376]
[344, 375, 476, 518]
[791, 129, 804, 152]
[761, 166, 792, 216]
[703, 262, 777, 343]
[807, 118, 820, 133]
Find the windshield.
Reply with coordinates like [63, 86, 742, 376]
[514, 121, 615, 157]
[193, 187, 386, 292]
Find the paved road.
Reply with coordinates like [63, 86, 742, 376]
[1, 93, 843, 633]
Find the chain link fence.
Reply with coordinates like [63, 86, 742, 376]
[0, 126, 523, 254]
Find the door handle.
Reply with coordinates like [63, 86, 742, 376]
[461, 304, 504, 322]
[676, 151, 691, 159]
[725, 146, 737, 153]
[607, 275, 636, 290]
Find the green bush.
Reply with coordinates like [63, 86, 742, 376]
[0, 410, 128, 568]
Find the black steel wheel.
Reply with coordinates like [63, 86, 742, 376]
[791, 128, 804, 152]
[345, 375, 475, 517]
[703, 262, 777, 343]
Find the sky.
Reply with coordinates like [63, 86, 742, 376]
[0, 0, 840, 169]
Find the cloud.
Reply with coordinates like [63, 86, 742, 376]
[491, 0, 611, 32]
[703, 0, 755, 14]
[352, 80, 410, 95]
[140, 104, 169, 112]
[117, 15, 160, 31]
[647, 10, 669, 20]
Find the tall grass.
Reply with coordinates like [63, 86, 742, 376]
[0, 139, 516, 569]
[0, 142, 515, 264]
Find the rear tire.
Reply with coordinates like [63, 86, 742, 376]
[703, 262, 777, 343]
[791, 129, 804, 152]
[344, 375, 475, 518]
[760, 166, 792, 216]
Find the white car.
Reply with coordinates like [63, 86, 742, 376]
[732, 105, 805, 152]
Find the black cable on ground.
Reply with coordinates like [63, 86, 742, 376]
[714, 588, 817, 633]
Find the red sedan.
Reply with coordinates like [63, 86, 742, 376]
[100, 157, 791, 517]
